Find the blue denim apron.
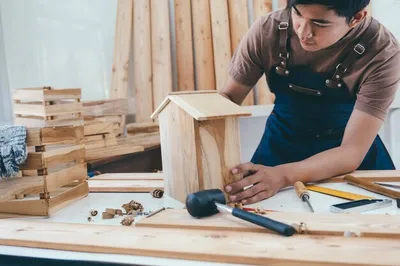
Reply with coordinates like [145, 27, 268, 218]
[251, 10, 395, 170]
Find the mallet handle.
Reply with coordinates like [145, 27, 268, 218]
[232, 208, 296, 236]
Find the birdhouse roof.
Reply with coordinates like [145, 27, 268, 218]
[150, 91, 252, 121]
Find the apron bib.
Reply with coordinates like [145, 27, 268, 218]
[251, 9, 395, 171]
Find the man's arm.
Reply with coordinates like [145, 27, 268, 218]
[277, 109, 384, 186]
[219, 76, 254, 106]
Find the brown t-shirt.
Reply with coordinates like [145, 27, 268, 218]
[228, 9, 400, 120]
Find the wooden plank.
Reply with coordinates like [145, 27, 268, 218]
[82, 99, 132, 117]
[196, 118, 242, 200]
[45, 102, 83, 116]
[13, 88, 81, 102]
[13, 89, 44, 102]
[85, 145, 144, 161]
[84, 115, 123, 124]
[0, 199, 48, 216]
[13, 104, 46, 117]
[151, 0, 173, 109]
[46, 163, 87, 192]
[20, 153, 44, 170]
[168, 93, 252, 121]
[126, 122, 159, 134]
[48, 182, 89, 215]
[253, 0, 274, 105]
[191, 0, 215, 90]
[84, 134, 117, 150]
[88, 180, 164, 192]
[175, 0, 195, 91]
[43, 88, 81, 101]
[91, 172, 163, 180]
[228, 0, 254, 106]
[159, 103, 199, 203]
[26, 126, 84, 147]
[84, 122, 114, 136]
[0, 220, 399, 266]
[43, 145, 86, 168]
[110, 0, 134, 99]
[0, 176, 44, 201]
[322, 171, 400, 183]
[133, 0, 153, 122]
[117, 132, 160, 148]
[136, 209, 400, 239]
[14, 116, 84, 128]
[210, 0, 232, 91]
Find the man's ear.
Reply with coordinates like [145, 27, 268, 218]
[349, 10, 368, 28]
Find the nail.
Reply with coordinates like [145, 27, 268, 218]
[229, 195, 236, 201]
[225, 186, 232, 192]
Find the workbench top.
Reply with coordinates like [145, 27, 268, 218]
[1, 181, 399, 266]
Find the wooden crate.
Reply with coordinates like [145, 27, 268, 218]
[83, 121, 118, 150]
[13, 87, 83, 128]
[0, 126, 88, 216]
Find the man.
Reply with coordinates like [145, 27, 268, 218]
[220, 0, 400, 205]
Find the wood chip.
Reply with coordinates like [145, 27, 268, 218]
[121, 216, 135, 226]
[102, 212, 114, 219]
[90, 210, 98, 216]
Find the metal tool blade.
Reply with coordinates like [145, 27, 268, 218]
[305, 198, 315, 213]
[374, 182, 400, 189]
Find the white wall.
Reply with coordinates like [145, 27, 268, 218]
[0, 0, 117, 101]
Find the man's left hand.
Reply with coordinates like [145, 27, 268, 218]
[225, 163, 288, 205]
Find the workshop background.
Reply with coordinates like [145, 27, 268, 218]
[0, 0, 399, 167]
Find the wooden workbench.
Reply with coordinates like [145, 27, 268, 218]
[0, 180, 399, 266]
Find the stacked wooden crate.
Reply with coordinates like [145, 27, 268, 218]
[0, 87, 89, 216]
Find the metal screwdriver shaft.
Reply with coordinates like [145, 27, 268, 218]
[294, 181, 315, 213]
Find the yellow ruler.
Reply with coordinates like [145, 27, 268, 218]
[305, 185, 375, 201]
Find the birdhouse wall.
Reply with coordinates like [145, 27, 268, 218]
[158, 102, 200, 203]
[195, 117, 242, 200]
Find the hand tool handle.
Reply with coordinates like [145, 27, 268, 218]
[294, 181, 309, 200]
[344, 175, 400, 199]
[232, 208, 296, 236]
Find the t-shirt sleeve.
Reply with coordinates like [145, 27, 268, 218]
[355, 51, 400, 120]
[228, 17, 266, 88]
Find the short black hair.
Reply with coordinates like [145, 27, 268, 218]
[287, 0, 370, 23]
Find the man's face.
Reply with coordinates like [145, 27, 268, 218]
[291, 4, 353, 52]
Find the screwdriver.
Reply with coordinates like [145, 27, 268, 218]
[294, 181, 315, 213]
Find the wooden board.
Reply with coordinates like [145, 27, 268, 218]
[126, 122, 159, 134]
[191, 0, 215, 91]
[85, 145, 144, 161]
[14, 116, 84, 128]
[175, 0, 195, 91]
[0, 220, 399, 266]
[228, 0, 254, 106]
[322, 170, 400, 183]
[151, 0, 173, 109]
[13, 88, 81, 102]
[210, 0, 232, 91]
[84, 122, 114, 136]
[133, 0, 153, 122]
[48, 182, 89, 215]
[88, 180, 164, 192]
[110, 0, 133, 99]
[0, 176, 44, 201]
[253, 0, 275, 105]
[45, 163, 87, 192]
[82, 99, 132, 117]
[26, 126, 84, 147]
[92, 173, 163, 181]
[136, 209, 400, 239]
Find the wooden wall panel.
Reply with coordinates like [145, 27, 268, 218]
[151, 0, 173, 109]
[253, 0, 275, 104]
[192, 0, 216, 91]
[133, 0, 153, 122]
[210, 0, 232, 91]
[110, 0, 134, 99]
[228, 0, 254, 106]
[175, 0, 195, 91]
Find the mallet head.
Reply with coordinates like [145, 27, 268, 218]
[185, 189, 226, 218]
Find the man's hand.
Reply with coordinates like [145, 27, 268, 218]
[224, 163, 289, 205]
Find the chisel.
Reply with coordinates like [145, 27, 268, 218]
[294, 181, 315, 212]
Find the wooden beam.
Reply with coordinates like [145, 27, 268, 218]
[110, 0, 134, 99]
[91, 172, 163, 180]
[228, 0, 254, 106]
[210, 0, 232, 91]
[175, 0, 195, 92]
[151, 0, 173, 109]
[88, 179, 164, 192]
[0, 220, 399, 265]
[321, 170, 400, 183]
[133, 0, 153, 122]
[191, 0, 216, 90]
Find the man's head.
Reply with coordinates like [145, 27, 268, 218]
[287, 0, 370, 52]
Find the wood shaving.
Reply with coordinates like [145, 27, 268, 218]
[121, 216, 135, 226]
[254, 207, 267, 215]
[150, 189, 164, 198]
[122, 200, 144, 213]
[90, 210, 98, 216]
[115, 209, 123, 216]
[102, 212, 114, 219]
[105, 208, 116, 215]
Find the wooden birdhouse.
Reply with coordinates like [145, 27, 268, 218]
[151, 91, 252, 203]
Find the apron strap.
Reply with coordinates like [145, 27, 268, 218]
[276, 9, 291, 76]
[326, 19, 380, 89]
